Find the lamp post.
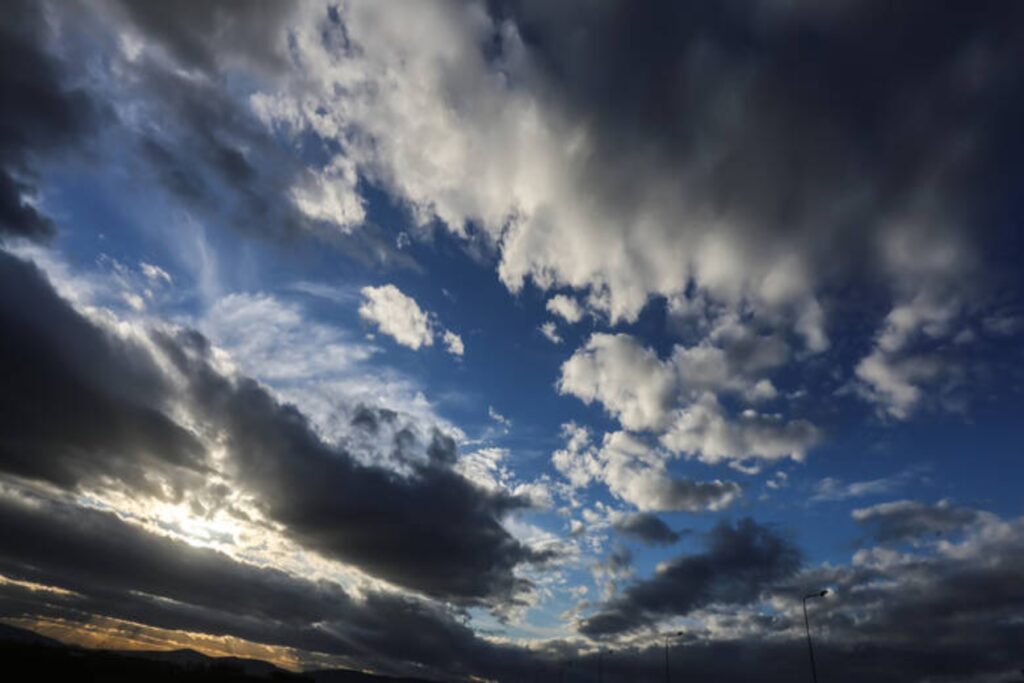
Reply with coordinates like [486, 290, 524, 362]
[802, 590, 828, 683]
[664, 630, 683, 683]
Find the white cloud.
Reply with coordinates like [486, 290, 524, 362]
[289, 155, 365, 231]
[551, 425, 740, 513]
[546, 294, 583, 324]
[358, 284, 434, 350]
[247, 2, 1002, 454]
[558, 333, 814, 466]
[442, 329, 465, 356]
[558, 334, 676, 432]
[253, 1, 843, 332]
[140, 262, 172, 285]
[659, 393, 818, 468]
[488, 406, 511, 430]
[206, 293, 375, 383]
[199, 292, 465, 453]
[853, 222, 975, 419]
[357, 285, 463, 357]
[812, 467, 928, 502]
[855, 350, 945, 420]
[539, 321, 562, 344]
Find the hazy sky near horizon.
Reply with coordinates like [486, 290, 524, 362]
[2, 1, 1024, 680]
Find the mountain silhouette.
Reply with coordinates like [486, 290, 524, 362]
[0, 625, 432, 682]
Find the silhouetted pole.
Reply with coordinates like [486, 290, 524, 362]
[664, 631, 682, 683]
[597, 649, 603, 683]
[802, 590, 828, 683]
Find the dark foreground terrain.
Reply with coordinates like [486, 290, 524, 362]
[0, 625, 432, 682]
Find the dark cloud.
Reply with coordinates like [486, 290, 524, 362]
[612, 513, 681, 545]
[3, 460, 1023, 681]
[852, 499, 982, 544]
[0, 491, 544, 681]
[153, 329, 549, 605]
[106, 0, 297, 74]
[580, 518, 801, 637]
[0, 0, 103, 240]
[774, 518, 1024, 682]
[0, 251, 206, 495]
[0, 251, 544, 606]
[573, 513, 1024, 679]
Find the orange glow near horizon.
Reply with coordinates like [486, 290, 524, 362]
[1, 614, 312, 672]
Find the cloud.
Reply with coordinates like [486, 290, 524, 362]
[105, 0, 297, 74]
[442, 329, 465, 356]
[219, 0, 1024, 448]
[812, 467, 928, 503]
[852, 499, 983, 544]
[611, 513, 681, 546]
[0, 490, 544, 680]
[546, 294, 583, 324]
[248, 1, 1022, 336]
[579, 518, 801, 637]
[539, 321, 562, 344]
[558, 334, 676, 432]
[552, 426, 740, 513]
[488, 406, 511, 431]
[139, 262, 172, 285]
[0, 251, 542, 606]
[0, 1, 103, 240]
[0, 251, 206, 494]
[357, 284, 464, 357]
[358, 284, 434, 350]
[660, 393, 819, 468]
[559, 333, 817, 466]
[855, 348, 949, 420]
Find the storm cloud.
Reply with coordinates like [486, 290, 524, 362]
[0, 1, 103, 240]
[580, 518, 801, 637]
[0, 491, 542, 680]
[0, 250, 545, 606]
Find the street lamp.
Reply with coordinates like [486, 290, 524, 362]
[664, 630, 683, 683]
[802, 590, 829, 683]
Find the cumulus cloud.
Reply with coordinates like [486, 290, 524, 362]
[442, 329, 464, 356]
[248, 1, 1021, 335]
[539, 321, 562, 344]
[552, 425, 740, 513]
[358, 284, 464, 357]
[559, 334, 817, 466]
[660, 393, 819, 468]
[359, 284, 433, 349]
[546, 294, 583, 324]
[558, 334, 676, 432]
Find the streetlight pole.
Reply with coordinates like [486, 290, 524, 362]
[802, 590, 828, 683]
[664, 631, 682, 683]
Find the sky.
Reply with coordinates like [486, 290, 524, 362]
[1, 1, 1024, 681]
